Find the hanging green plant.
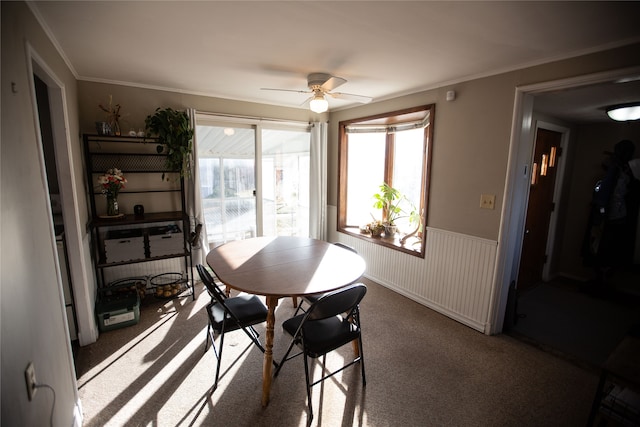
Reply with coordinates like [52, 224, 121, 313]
[144, 107, 194, 180]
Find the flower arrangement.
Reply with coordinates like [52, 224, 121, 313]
[98, 168, 127, 198]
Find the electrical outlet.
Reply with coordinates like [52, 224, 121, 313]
[25, 362, 37, 401]
[480, 194, 496, 210]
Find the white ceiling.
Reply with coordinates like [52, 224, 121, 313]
[30, 1, 640, 121]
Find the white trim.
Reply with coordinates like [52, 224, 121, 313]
[26, 2, 79, 78]
[26, 44, 98, 346]
[255, 124, 264, 237]
[196, 111, 310, 128]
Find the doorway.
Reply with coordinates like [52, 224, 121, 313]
[33, 74, 78, 344]
[501, 72, 640, 367]
[29, 50, 99, 348]
[195, 119, 311, 248]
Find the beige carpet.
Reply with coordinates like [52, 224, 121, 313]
[75, 277, 599, 426]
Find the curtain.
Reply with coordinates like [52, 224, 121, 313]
[309, 122, 328, 240]
[185, 108, 209, 264]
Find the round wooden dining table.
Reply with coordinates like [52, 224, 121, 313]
[205, 236, 366, 406]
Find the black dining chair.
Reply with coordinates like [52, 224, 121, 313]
[274, 283, 367, 420]
[196, 264, 269, 392]
[293, 242, 359, 316]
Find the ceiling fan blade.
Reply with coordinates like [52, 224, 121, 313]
[328, 92, 373, 103]
[321, 76, 347, 91]
[261, 88, 311, 95]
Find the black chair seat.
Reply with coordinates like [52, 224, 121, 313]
[282, 314, 360, 358]
[209, 294, 268, 332]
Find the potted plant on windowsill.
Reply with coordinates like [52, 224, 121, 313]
[372, 182, 422, 238]
[144, 107, 194, 181]
[372, 182, 404, 235]
[366, 220, 385, 237]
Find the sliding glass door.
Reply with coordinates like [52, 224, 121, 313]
[197, 124, 256, 245]
[196, 120, 310, 247]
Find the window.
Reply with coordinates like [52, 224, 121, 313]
[338, 105, 434, 256]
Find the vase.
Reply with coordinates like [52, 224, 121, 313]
[106, 195, 119, 216]
[109, 119, 121, 136]
[384, 224, 397, 236]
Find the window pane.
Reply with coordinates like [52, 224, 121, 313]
[346, 132, 386, 226]
[197, 125, 256, 245]
[393, 128, 424, 232]
[262, 128, 310, 237]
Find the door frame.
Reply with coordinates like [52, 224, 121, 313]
[487, 65, 640, 334]
[28, 44, 99, 346]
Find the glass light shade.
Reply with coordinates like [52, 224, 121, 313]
[309, 95, 328, 113]
[606, 103, 640, 121]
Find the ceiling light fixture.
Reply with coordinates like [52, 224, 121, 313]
[309, 93, 329, 113]
[606, 102, 640, 121]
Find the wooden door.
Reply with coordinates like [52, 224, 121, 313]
[517, 128, 562, 291]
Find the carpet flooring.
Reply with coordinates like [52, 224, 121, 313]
[510, 275, 640, 369]
[75, 277, 600, 426]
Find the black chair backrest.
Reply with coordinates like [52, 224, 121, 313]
[305, 283, 367, 322]
[196, 264, 227, 305]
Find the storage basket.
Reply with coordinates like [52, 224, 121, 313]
[150, 272, 185, 299]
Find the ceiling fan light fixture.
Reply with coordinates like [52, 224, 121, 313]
[606, 102, 640, 121]
[309, 94, 329, 113]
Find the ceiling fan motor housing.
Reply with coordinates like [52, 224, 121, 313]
[307, 72, 332, 89]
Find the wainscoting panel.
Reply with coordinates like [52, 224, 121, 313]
[328, 210, 497, 333]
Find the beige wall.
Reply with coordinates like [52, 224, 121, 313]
[330, 44, 640, 241]
[330, 75, 515, 240]
[1, 2, 81, 425]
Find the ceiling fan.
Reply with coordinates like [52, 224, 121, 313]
[262, 72, 373, 113]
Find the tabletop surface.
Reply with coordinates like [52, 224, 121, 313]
[206, 236, 366, 297]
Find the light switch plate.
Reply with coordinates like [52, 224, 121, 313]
[480, 194, 495, 210]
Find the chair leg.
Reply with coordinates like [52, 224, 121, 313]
[274, 336, 299, 377]
[242, 326, 265, 353]
[358, 336, 366, 386]
[213, 330, 225, 391]
[303, 353, 314, 420]
[204, 322, 211, 354]
[292, 299, 305, 316]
